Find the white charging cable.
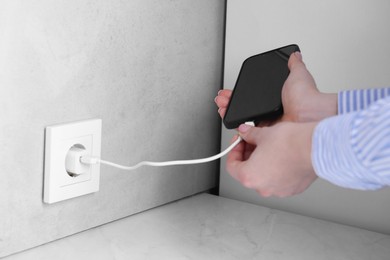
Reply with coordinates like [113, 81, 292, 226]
[80, 136, 242, 171]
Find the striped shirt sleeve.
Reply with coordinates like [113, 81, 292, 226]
[312, 95, 390, 190]
[338, 88, 390, 114]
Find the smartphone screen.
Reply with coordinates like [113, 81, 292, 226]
[223, 44, 300, 129]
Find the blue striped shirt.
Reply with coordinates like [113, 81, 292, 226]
[312, 88, 390, 190]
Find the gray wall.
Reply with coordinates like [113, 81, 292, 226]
[220, 0, 390, 234]
[0, 0, 225, 257]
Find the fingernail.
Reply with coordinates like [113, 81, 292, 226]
[294, 51, 302, 60]
[238, 124, 251, 133]
[218, 90, 222, 95]
[214, 96, 218, 103]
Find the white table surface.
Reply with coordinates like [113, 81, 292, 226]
[4, 193, 390, 259]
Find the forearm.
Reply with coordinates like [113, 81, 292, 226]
[299, 87, 390, 122]
[312, 96, 390, 190]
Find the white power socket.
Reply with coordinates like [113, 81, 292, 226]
[43, 119, 102, 204]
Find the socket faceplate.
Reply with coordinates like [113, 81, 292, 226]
[44, 119, 102, 204]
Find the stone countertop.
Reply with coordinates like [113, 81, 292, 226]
[4, 194, 390, 259]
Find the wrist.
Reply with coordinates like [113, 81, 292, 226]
[299, 122, 318, 177]
[298, 92, 337, 122]
[319, 92, 338, 116]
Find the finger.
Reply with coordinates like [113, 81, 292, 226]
[288, 51, 305, 71]
[218, 108, 227, 118]
[214, 95, 230, 108]
[226, 135, 246, 178]
[218, 89, 232, 98]
[237, 124, 261, 145]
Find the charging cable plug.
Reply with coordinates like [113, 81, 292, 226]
[80, 156, 100, 165]
[65, 145, 90, 176]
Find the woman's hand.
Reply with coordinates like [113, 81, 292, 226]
[215, 52, 337, 123]
[227, 122, 318, 197]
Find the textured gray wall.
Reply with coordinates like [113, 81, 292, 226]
[0, 0, 225, 257]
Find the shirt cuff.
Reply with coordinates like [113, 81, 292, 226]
[311, 114, 383, 190]
[338, 88, 390, 114]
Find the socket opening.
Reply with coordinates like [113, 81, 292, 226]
[72, 143, 85, 150]
[65, 144, 87, 177]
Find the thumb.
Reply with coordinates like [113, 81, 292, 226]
[237, 124, 260, 145]
[288, 51, 305, 71]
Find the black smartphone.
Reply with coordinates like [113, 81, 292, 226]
[223, 44, 300, 129]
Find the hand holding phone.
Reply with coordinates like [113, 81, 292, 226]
[223, 44, 300, 129]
